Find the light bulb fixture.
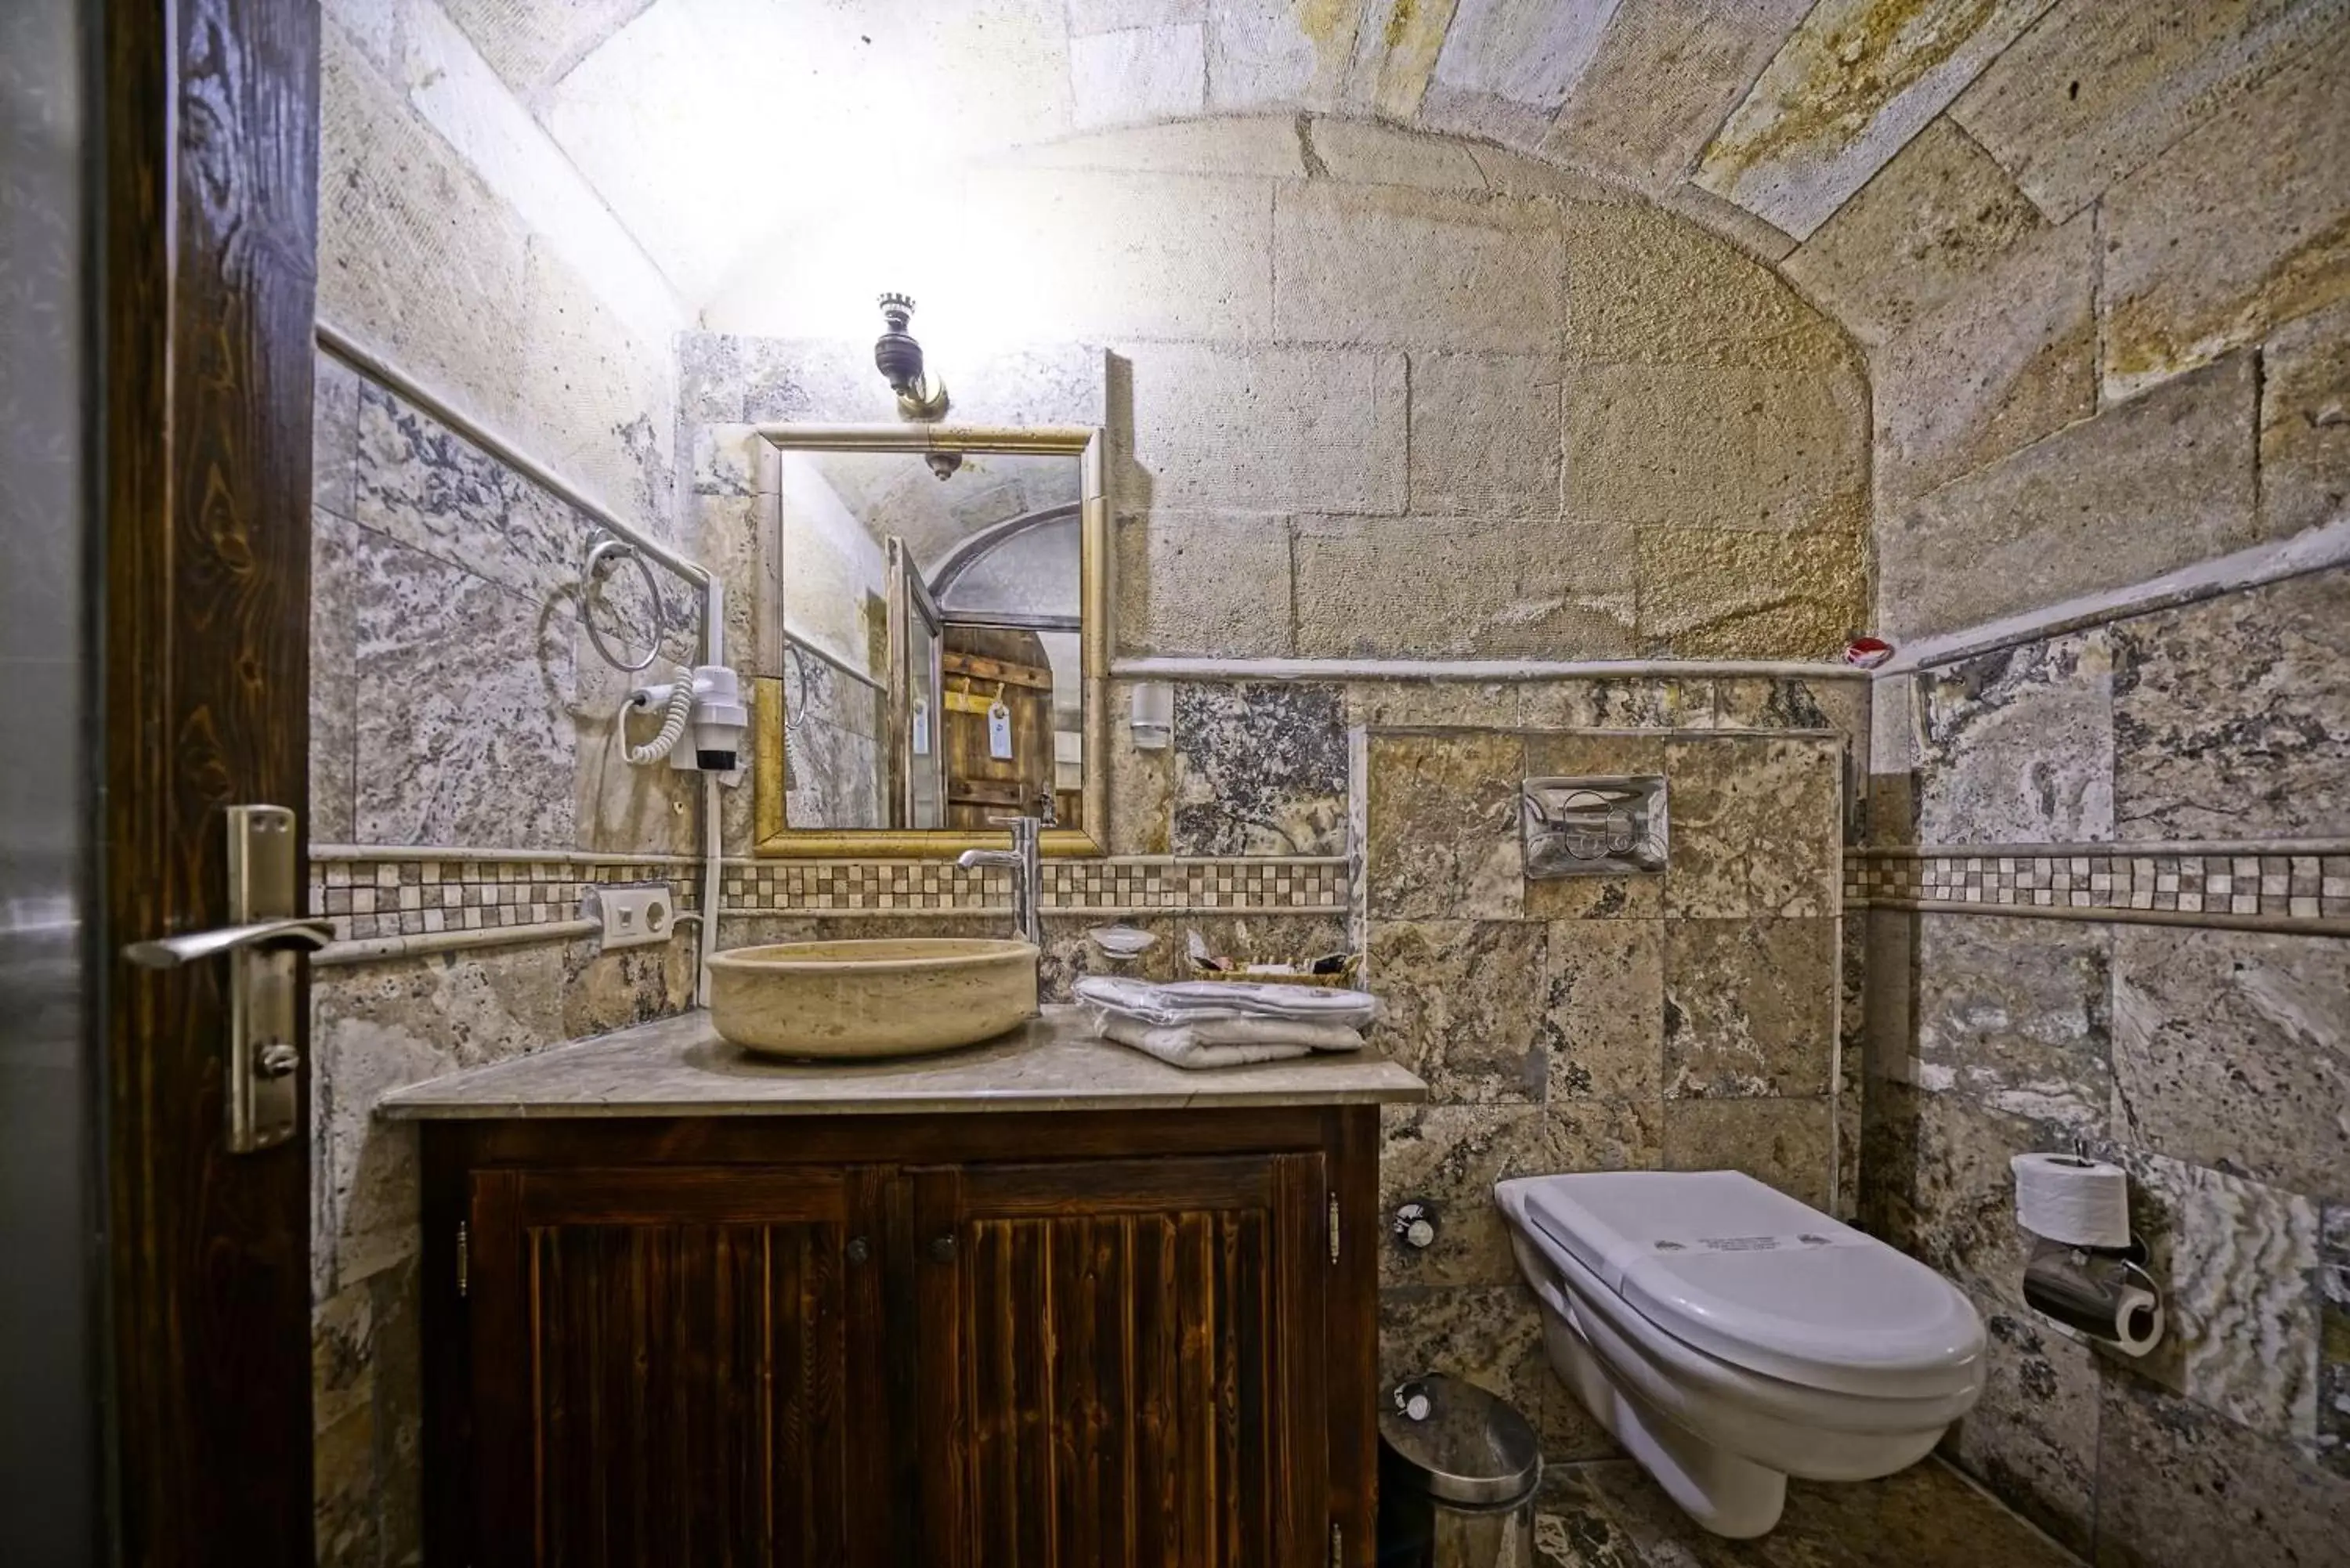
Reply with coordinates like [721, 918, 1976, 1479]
[873, 292, 950, 421]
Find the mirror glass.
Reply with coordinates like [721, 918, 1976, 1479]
[772, 446, 1087, 834]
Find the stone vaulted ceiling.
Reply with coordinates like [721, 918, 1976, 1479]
[427, 0, 2345, 322]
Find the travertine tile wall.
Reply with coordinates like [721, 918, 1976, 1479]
[1353, 676, 1864, 1465]
[1857, 565, 2350, 1564]
[307, 349, 704, 1567]
[306, 3, 2350, 1559]
[1814, 8, 2350, 1562]
[309, 6, 699, 1552]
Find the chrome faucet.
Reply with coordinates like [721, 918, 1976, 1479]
[956, 815, 1043, 948]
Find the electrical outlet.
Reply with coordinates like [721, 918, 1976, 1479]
[582, 883, 672, 952]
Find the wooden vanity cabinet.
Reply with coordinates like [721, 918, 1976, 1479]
[419, 1105, 1381, 1568]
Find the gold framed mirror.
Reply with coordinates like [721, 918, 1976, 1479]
[749, 423, 1107, 858]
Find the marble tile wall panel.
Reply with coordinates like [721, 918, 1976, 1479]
[2093, 1373, 2350, 1568]
[1658, 735, 1841, 919]
[1661, 917, 1835, 1100]
[2322, 1208, 2350, 1474]
[1105, 679, 1176, 856]
[2110, 567, 2350, 842]
[1542, 918, 1665, 1101]
[1170, 681, 1347, 856]
[1896, 1089, 2045, 1312]
[1939, 1295, 2101, 1558]
[1368, 919, 1551, 1104]
[1914, 913, 2111, 1133]
[310, 946, 568, 1297]
[311, 509, 361, 844]
[313, 346, 361, 520]
[349, 529, 577, 851]
[1377, 1100, 1661, 1292]
[1915, 627, 2115, 846]
[352, 380, 582, 605]
[2107, 1143, 2321, 1443]
[2110, 927, 2350, 1201]
[1658, 1097, 1835, 1211]
[1365, 730, 1527, 920]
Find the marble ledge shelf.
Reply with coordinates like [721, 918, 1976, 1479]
[377, 1005, 1428, 1120]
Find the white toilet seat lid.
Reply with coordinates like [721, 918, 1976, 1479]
[1513, 1170, 1983, 1399]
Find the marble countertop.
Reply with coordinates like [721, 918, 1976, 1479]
[377, 1005, 1429, 1120]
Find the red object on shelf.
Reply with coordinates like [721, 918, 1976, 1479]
[1842, 635, 1895, 670]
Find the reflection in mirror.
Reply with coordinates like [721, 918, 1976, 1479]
[775, 448, 1086, 834]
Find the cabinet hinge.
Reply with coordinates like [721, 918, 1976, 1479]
[1329, 1522, 1343, 1566]
[456, 1219, 470, 1299]
[1328, 1192, 1340, 1263]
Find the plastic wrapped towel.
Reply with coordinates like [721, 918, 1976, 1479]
[1073, 975, 1379, 1029]
[1098, 1013, 1364, 1069]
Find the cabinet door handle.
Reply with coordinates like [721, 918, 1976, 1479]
[928, 1234, 956, 1263]
[845, 1236, 870, 1264]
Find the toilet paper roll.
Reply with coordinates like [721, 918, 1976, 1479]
[2012, 1152, 2131, 1248]
[2023, 1245, 2164, 1357]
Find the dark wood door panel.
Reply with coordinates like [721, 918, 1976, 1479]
[914, 1154, 1329, 1568]
[100, 0, 322, 1558]
[468, 1169, 884, 1566]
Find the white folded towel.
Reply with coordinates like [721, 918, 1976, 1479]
[1101, 1014, 1369, 1069]
[1075, 975, 1379, 1028]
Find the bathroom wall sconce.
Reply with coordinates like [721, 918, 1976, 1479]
[1129, 681, 1173, 750]
[873, 292, 950, 420]
[874, 293, 959, 478]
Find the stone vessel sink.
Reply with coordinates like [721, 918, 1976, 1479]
[706, 938, 1039, 1059]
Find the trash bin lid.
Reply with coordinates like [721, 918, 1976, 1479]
[1377, 1373, 1542, 1508]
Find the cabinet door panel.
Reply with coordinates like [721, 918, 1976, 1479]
[469, 1167, 883, 1567]
[915, 1154, 1328, 1568]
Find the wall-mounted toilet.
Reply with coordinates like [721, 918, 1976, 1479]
[1495, 1169, 1983, 1538]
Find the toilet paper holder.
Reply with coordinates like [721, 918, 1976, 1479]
[2017, 1142, 2163, 1354]
[2023, 1236, 2160, 1345]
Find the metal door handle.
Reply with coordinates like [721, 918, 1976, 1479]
[125, 917, 334, 969]
[121, 804, 320, 1153]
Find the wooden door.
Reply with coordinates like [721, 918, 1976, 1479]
[463, 1166, 891, 1566]
[911, 1155, 1332, 1568]
[939, 627, 1056, 826]
[99, 0, 322, 1559]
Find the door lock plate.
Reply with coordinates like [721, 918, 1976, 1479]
[226, 804, 303, 1153]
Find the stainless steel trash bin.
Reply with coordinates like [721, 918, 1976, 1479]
[1376, 1374, 1544, 1568]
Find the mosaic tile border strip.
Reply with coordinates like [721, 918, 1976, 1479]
[720, 858, 1350, 914]
[309, 857, 698, 944]
[1845, 849, 2350, 923]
